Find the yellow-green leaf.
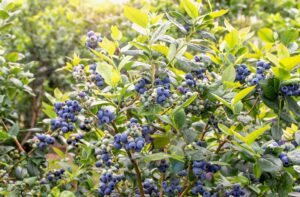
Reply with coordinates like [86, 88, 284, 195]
[99, 37, 116, 56]
[280, 55, 300, 71]
[181, 0, 199, 19]
[152, 44, 169, 56]
[232, 85, 256, 106]
[111, 25, 122, 41]
[54, 88, 63, 99]
[245, 124, 271, 145]
[124, 6, 149, 28]
[209, 9, 228, 18]
[257, 28, 274, 43]
[52, 147, 65, 158]
[272, 67, 290, 80]
[225, 30, 238, 49]
[96, 62, 121, 87]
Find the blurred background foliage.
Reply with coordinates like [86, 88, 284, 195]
[1, 0, 300, 138]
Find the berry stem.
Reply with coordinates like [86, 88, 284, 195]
[126, 150, 145, 197]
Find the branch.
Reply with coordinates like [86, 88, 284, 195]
[215, 136, 230, 154]
[1, 119, 25, 152]
[199, 121, 210, 141]
[159, 173, 166, 197]
[126, 150, 145, 197]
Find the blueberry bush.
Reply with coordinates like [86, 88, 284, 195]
[1, 0, 300, 196]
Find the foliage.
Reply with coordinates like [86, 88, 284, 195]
[1, 0, 300, 197]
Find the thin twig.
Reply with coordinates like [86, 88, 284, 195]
[215, 136, 230, 153]
[1, 119, 25, 152]
[247, 96, 260, 115]
[199, 121, 210, 141]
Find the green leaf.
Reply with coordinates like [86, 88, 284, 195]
[286, 97, 300, 117]
[280, 55, 300, 71]
[59, 191, 76, 197]
[150, 22, 171, 44]
[10, 78, 23, 88]
[253, 162, 261, 178]
[124, 6, 149, 28]
[142, 152, 171, 162]
[225, 30, 238, 49]
[52, 147, 65, 158]
[287, 149, 300, 165]
[211, 93, 233, 111]
[96, 62, 121, 87]
[0, 10, 9, 19]
[0, 131, 11, 141]
[181, 0, 199, 19]
[172, 109, 186, 130]
[245, 124, 271, 145]
[232, 85, 256, 106]
[260, 78, 280, 100]
[8, 124, 19, 137]
[222, 65, 236, 82]
[258, 28, 274, 43]
[172, 92, 198, 114]
[218, 124, 232, 135]
[152, 134, 170, 149]
[165, 12, 187, 34]
[258, 154, 283, 173]
[280, 29, 298, 45]
[278, 172, 294, 197]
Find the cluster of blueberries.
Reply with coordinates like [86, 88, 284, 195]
[192, 68, 206, 80]
[36, 134, 55, 150]
[89, 63, 105, 87]
[192, 160, 221, 180]
[86, 31, 102, 49]
[154, 76, 171, 89]
[162, 178, 182, 196]
[141, 124, 154, 143]
[98, 173, 122, 196]
[185, 73, 196, 87]
[113, 118, 145, 152]
[41, 169, 65, 184]
[66, 134, 84, 147]
[192, 181, 211, 196]
[156, 87, 171, 104]
[177, 85, 191, 94]
[97, 108, 116, 125]
[158, 159, 169, 173]
[280, 84, 300, 96]
[79, 119, 91, 132]
[192, 182, 245, 197]
[135, 78, 150, 94]
[136, 179, 159, 197]
[95, 148, 113, 167]
[279, 152, 290, 166]
[229, 184, 246, 197]
[250, 60, 271, 85]
[235, 64, 251, 82]
[51, 100, 82, 133]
